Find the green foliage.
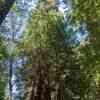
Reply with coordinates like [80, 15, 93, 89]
[18, 0, 100, 100]
[21, 7, 68, 100]
[0, 0, 4, 5]
[0, 79, 6, 100]
[22, 8, 64, 52]
[0, 35, 7, 60]
[0, 35, 7, 99]
[20, 4, 91, 100]
[70, 0, 100, 99]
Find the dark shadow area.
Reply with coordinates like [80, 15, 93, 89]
[0, 0, 16, 25]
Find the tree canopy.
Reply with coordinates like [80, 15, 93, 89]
[0, 0, 100, 100]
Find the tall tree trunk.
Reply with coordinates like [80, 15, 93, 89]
[30, 64, 50, 100]
[9, 57, 13, 100]
[8, 12, 15, 100]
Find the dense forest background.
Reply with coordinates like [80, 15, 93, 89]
[0, 0, 100, 100]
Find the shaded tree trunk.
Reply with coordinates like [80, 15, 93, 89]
[9, 57, 13, 100]
[30, 64, 50, 100]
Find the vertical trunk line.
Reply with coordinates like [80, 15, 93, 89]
[9, 57, 13, 100]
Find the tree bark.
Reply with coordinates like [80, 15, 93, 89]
[9, 57, 13, 100]
[30, 64, 50, 100]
